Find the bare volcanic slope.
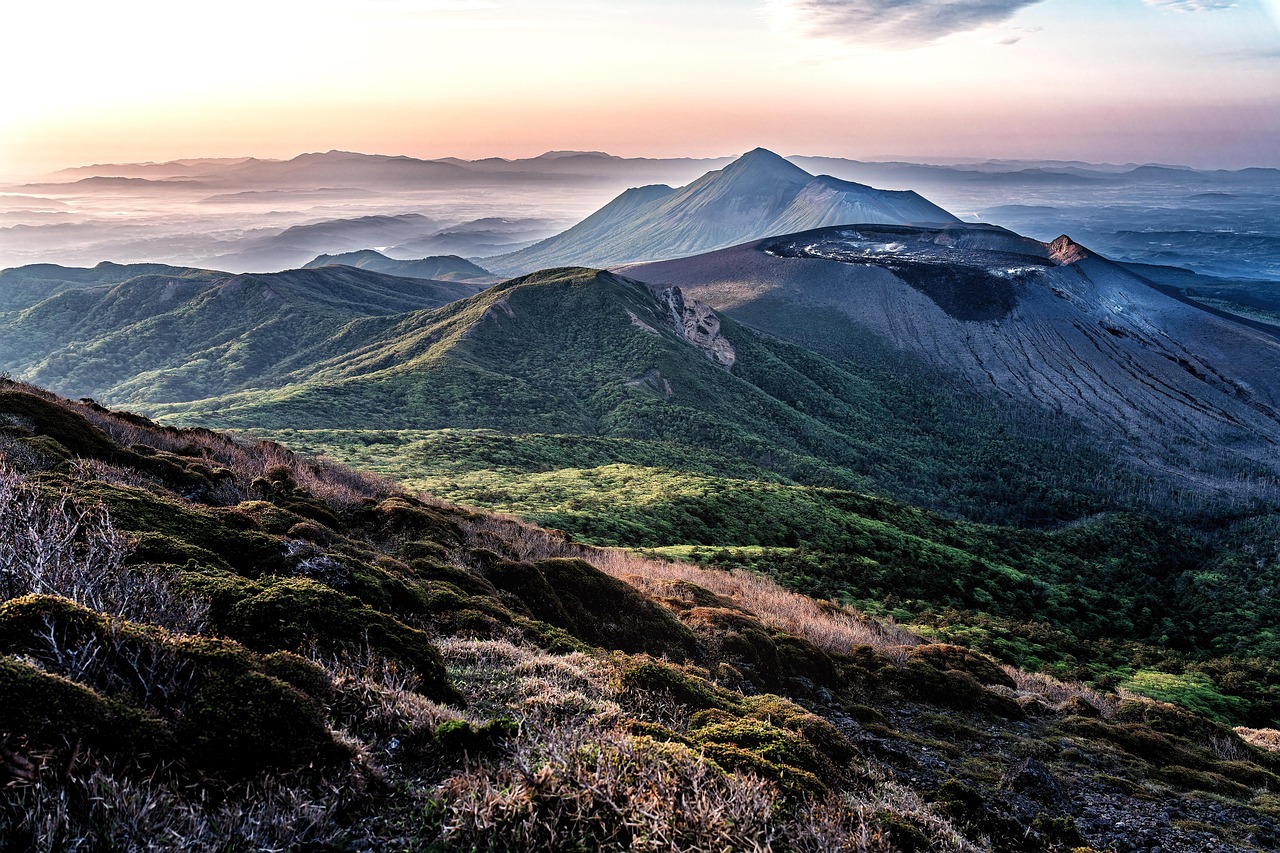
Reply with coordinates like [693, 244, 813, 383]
[483, 148, 958, 275]
[625, 224, 1280, 501]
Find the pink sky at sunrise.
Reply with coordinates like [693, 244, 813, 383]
[2, 0, 1277, 175]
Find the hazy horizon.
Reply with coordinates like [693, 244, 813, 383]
[16, 146, 1274, 179]
[3, 0, 1278, 177]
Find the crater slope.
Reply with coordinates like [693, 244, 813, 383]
[625, 224, 1280, 501]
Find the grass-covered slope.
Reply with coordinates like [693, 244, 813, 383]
[152, 266, 1137, 527]
[3, 379, 1280, 851]
[0, 262, 484, 404]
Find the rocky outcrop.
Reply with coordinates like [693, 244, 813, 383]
[659, 286, 736, 368]
[625, 367, 675, 400]
[1048, 235, 1091, 265]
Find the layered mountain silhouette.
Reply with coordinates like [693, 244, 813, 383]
[303, 250, 495, 282]
[6, 217, 1280, 513]
[483, 148, 959, 274]
[0, 262, 483, 403]
[6, 189, 1280, 514]
[206, 213, 444, 271]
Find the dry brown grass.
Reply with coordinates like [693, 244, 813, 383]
[457, 514, 919, 663]
[3, 760, 344, 853]
[0, 464, 208, 632]
[436, 722, 780, 852]
[435, 718, 978, 853]
[438, 637, 621, 725]
[0, 378, 402, 511]
[1235, 727, 1280, 753]
[999, 665, 1118, 718]
[318, 645, 462, 746]
[69, 457, 179, 496]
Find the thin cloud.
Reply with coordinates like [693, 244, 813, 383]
[773, 0, 1047, 45]
[1144, 0, 1235, 9]
[367, 1, 501, 9]
[999, 25, 1043, 44]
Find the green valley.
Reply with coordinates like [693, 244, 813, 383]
[3, 379, 1280, 851]
[8, 254, 1280, 735]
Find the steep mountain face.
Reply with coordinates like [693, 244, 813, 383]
[0, 263, 483, 404]
[484, 148, 958, 275]
[303, 249, 495, 282]
[624, 224, 1280, 502]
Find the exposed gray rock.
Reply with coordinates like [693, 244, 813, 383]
[659, 286, 736, 368]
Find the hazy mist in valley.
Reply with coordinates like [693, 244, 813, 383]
[4, 151, 1277, 287]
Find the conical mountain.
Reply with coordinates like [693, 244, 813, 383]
[484, 148, 958, 274]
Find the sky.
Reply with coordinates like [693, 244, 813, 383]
[1, 0, 1278, 175]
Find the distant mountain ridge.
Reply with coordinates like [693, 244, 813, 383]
[205, 214, 444, 272]
[303, 250, 495, 282]
[0, 262, 483, 403]
[484, 148, 959, 274]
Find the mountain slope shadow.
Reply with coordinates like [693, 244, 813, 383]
[623, 223, 1280, 507]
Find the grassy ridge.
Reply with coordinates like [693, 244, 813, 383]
[0, 263, 481, 404]
[153, 268, 1148, 528]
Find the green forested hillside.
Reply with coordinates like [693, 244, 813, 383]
[0, 262, 484, 403]
[151, 267, 1140, 526]
[4, 262, 1280, 735]
[3, 380, 1280, 851]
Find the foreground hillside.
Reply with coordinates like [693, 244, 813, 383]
[3, 380, 1280, 851]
